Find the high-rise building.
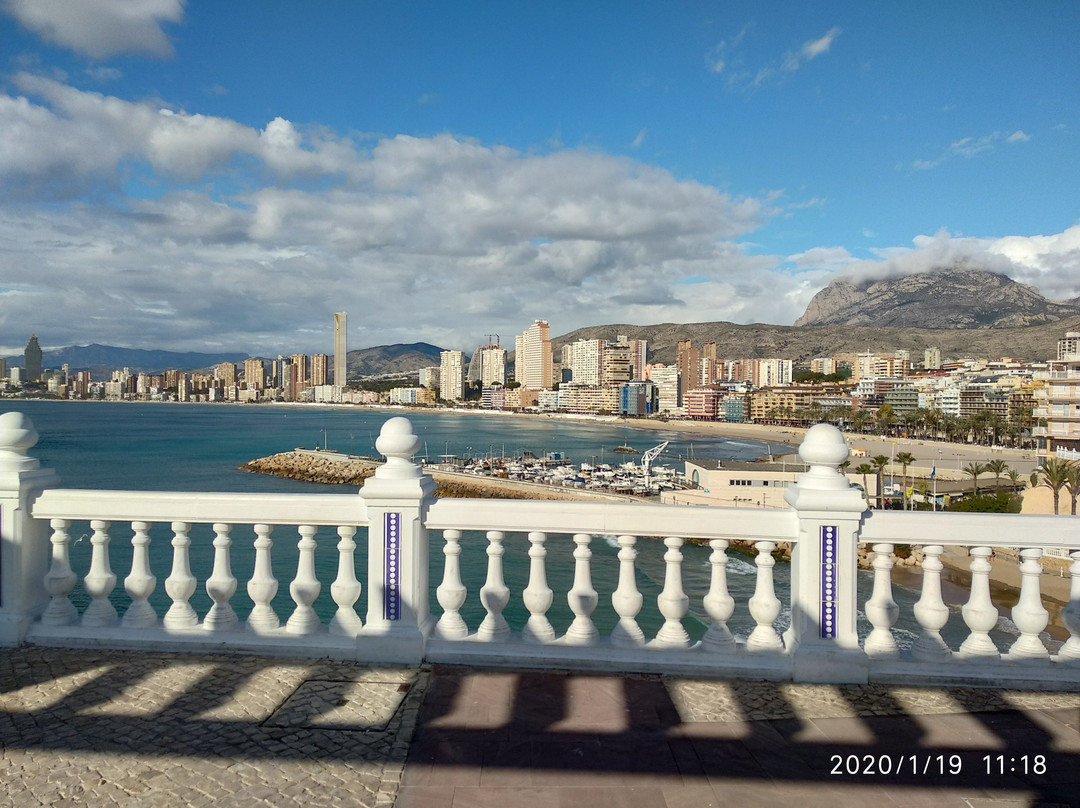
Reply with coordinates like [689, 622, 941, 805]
[480, 347, 507, 386]
[311, 354, 329, 386]
[215, 362, 237, 386]
[924, 346, 943, 369]
[439, 350, 466, 401]
[244, 359, 265, 390]
[24, 334, 42, 382]
[514, 320, 553, 390]
[676, 339, 700, 399]
[562, 339, 603, 385]
[616, 336, 647, 380]
[334, 312, 347, 386]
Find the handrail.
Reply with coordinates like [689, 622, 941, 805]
[31, 488, 370, 526]
[860, 509, 1079, 549]
[425, 497, 799, 541]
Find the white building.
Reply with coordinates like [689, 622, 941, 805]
[515, 320, 553, 390]
[439, 350, 466, 402]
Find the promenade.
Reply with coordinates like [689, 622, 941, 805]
[2, 646, 1077, 808]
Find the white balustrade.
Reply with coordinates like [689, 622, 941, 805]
[958, 546, 999, 659]
[863, 543, 899, 658]
[746, 540, 783, 652]
[41, 518, 77, 626]
[286, 525, 322, 634]
[564, 533, 599, 645]
[477, 531, 510, 642]
[653, 537, 690, 648]
[434, 530, 468, 639]
[521, 531, 555, 644]
[246, 524, 279, 632]
[6, 413, 1078, 689]
[911, 545, 952, 662]
[122, 521, 157, 628]
[204, 523, 238, 630]
[701, 539, 735, 652]
[82, 520, 118, 627]
[163, 521, 198, 629]
[610, 535, 645, 648]
[1008, 548, 1050, 661]
[329, 525, 363, 636]
[1060, 550, 1080, 661]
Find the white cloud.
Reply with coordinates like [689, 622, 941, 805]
[0, 76, 793, 353]
[912, 127, 1032, 170]
[801, 27, 841, 60]
[2, 0, 184, 59]
[832, 225, 1080, 302]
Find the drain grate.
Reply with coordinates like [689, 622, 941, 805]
[264, 679, 411, 732]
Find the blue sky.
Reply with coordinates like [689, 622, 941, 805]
[1, 0, 1078, 356]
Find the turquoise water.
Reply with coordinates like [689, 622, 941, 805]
[3, 400, 1025, 650]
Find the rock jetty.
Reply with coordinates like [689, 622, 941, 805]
[239, 450, 628, 501]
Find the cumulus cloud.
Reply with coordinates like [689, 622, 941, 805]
[0, 76, 795, 354]
[2, 0, 184, 59]
[824, 226, 1080, 301]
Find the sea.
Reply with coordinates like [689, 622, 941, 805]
[5, 400, 1034, 651]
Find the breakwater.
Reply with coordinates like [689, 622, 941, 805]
[239, 450, 636, 502]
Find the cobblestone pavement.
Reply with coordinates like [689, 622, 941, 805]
[1, 647, 425, 808]
[4, 647, 1079, 808]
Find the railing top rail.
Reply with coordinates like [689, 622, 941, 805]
[425, 497, 800, 541]
[860, 509, 1080, 549]
[32, 488, 369, 527]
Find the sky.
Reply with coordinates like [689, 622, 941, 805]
[1, 0, 1079, 358]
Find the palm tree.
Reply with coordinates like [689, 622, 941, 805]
[871, 454, 890, 508]
[1037, 458, 1071, 515]
[1065, 463, 1080, 516]
[1005, 468, 1022, 490]
[984, 459, 1010, 492]
[963, 461, 986, 497]
[896, 451, 915, 509]
[855, 463, 874, 506]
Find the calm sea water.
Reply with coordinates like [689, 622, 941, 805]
[4, 400, 1025, 650]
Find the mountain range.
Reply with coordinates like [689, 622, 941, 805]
[8, 266, 1077, 377]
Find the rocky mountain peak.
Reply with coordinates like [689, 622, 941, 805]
[794, 266, 1080, 329]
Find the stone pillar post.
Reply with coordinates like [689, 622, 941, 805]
[782, 423, 869, 683]
[0, 413, 61, 645]
[359, 416, 436, 663]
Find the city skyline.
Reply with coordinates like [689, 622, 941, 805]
[1, 2, 1078, 357]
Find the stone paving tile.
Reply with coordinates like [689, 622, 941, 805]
[0, 647, 425, 808]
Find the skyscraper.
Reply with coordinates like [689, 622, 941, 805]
[439, 350, 466, 401]
[514, 320, 553, 390]
[334, 312, 347, 387]
[24, 334, 42, 382]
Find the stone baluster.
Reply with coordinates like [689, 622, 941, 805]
[565, 533, 599, 645]
[863, 543, 899, 658]
[204, 522, 238, 630]
[329, 525, 363, 636]
[654, 537, 690, 648]
[911, 545, 952, 661]
[522, 531, 555, 644]
[746, 540, 783, 652]
[41, 518, 78, 626]
[435, 530, 469, 639]
[163, 522, 198, 629]
[610, 535, 645, 648]
[701, 539, 735, 652]
[477, 531, 510, 642]
[286, 525, 322, 634]
[0, 412, 61, 645]
[958, 546, 999, 659]
[1008, 548, 1050, 661]
[122, 521, 157, 628]
[247, 524, 279, 632]
[82, 520, 118, 627]
[1058, 550, 1080, 661]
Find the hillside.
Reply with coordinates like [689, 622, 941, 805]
[553, 316, 1079, 366]
[345, 342, 444, 378]
[4, 344, 248, 376]
[794, 266, 1080, 329]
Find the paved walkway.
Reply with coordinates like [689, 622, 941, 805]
[2, 647, 1078, 808]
